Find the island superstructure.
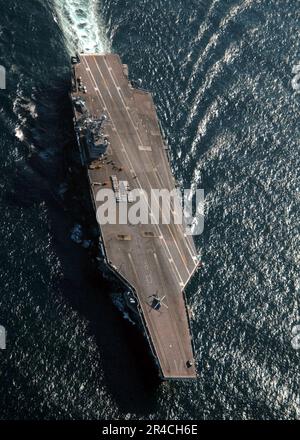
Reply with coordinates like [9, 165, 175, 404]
[71, 53, 199, 379]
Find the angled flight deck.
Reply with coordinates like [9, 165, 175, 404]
[71, 53, 198, 379]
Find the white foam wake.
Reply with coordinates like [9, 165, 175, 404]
[53, 0, 110, 53]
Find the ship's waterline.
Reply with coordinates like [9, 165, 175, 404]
[71, 53, 198, 379]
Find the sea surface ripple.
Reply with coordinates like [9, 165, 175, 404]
[0, 0, 299, 420]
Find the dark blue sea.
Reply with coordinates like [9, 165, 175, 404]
[0, 0, 299, 420]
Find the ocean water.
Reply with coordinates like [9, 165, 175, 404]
[0, 0, 299, 420]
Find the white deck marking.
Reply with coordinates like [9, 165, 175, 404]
[138, 145, 152, 152]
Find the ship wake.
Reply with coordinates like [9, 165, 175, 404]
[53, 0, 110, 53]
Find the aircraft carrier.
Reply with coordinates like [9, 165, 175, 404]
[71, 53, 199, 380]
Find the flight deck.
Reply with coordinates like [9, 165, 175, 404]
[71, 53, 198, 379]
